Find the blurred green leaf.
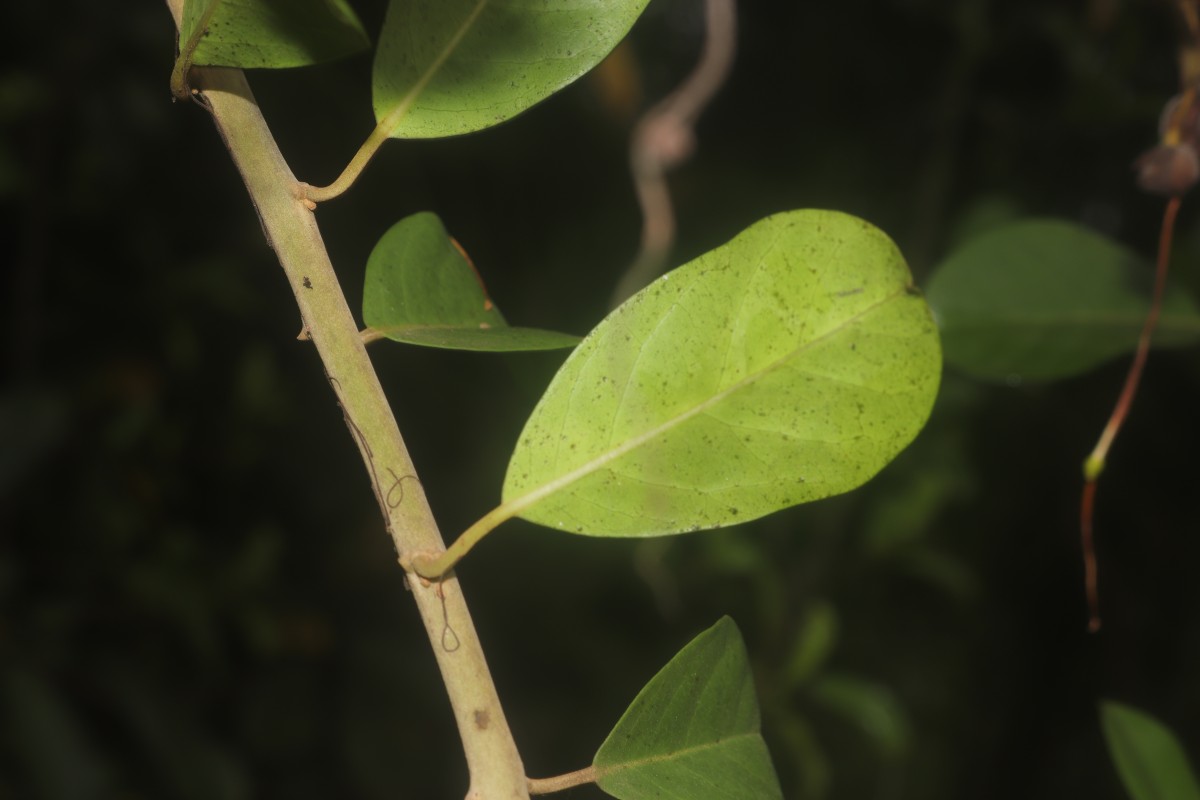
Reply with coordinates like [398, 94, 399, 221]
[944, 195, 1025, 250]
[373, 0, 651, 138]
[698, 532, 771, 577]
[1102, 701, 1200, 800]
[895, 549, 979, 602]
[811, 674, 910, 759]
[0, 388, 67, 501]
[772, 715, 831, 800]
[180, 0, 368, 69]
[100, 667, 250, 800]
[860, 432, 973, 557]
[594, 617, 783, 800]
[926, 219, 1200, 381]
[783, 601, 839, 688]
[1, 668, 107, 800]
[363, 212, 579, 351]
[503, 210, 942, 536]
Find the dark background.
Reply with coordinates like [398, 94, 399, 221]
[4, 0, 1200, 798]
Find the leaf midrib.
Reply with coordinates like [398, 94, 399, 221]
[595, 730, 761, 779]
[371, 322, 578, 339]
[377, 0, 490, 133]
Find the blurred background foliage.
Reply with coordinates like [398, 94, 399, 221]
[3, 0, 1200, 798]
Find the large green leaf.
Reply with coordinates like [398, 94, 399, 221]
[502, 210, 942, 536]
[593, 617, 783, 800]
[1102, 701, 1200, 800]
[180, 0, 368, 69]
[362, 212, 579, 351]
[372, 0, 651, 139]
[926, 219, 1200, 381]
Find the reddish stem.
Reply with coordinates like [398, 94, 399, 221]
[1080, 194, 1182, 631]
[1080, 481, 1101, 632]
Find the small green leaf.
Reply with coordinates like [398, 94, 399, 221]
[503, 210, 941, 536]
[181, 0, 369, 70]
[362, 212, 580, 352]
[373, 0, 651, 139]
[1102, 701, 1200, 800]
[594, 617, 783, 800]
[926, 219, 1200, 381]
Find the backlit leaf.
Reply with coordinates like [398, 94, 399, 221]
[363, 212, 580, 352]
[372, 0, 651, 139]
[593, 617, 783, 800]
[926, 219, 1200, 381]
[502, 210, 942, 536]
[180, 0, 368, 70]
[1102, 701, 1200, 800]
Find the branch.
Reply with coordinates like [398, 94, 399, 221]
[1079, 194, 1182, 632]
[161, 3, 528, 797]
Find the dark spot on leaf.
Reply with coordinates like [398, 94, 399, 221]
[474, 709, 490, 730]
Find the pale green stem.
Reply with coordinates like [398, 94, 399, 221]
[414, 503, 520, 579]
[302, 119, 392, 203]
[169, 0, 219, 99]
[414, 401, 668, 577]
[527, 766, 597, 795]
[304, 0, 489, 203]
[161, 3, 529, 797]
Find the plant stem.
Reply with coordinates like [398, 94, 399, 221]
[1081, 195, 1180, 477]
[303, 0, 490, 203]
[169, 0, 217, 99]
[302, 118, 392, 203]
[1079, 194, 1181, 631]
[412, 502, 516, 579]
[162, 4, 529, 797]
[527, 766, 598, 795]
